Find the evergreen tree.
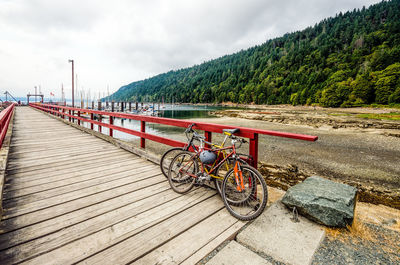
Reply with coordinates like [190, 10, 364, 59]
[109, 0, 400, 107]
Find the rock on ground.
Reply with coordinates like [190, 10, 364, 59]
[282, 176, 357, 227]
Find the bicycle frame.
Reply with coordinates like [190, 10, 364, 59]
[178, 140, 247, 191]
[177, 125, 250, 191]
[203, 146, 236, 177]
[183, 131, 232, 173]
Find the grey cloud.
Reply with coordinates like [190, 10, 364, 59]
[0, 0, 102, 32]
[112, 0, 380, 77]
[0, 0, 381, 97]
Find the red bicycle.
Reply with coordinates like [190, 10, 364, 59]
[167, 128, 268, 221]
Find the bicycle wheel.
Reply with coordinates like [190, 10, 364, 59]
[221, 165, 268, 221]
[214, 154, 250, 196]
[168, 151, 197, 193]
[160, 147, 186, 178]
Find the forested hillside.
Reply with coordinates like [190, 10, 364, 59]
[110, 0, 400, 107]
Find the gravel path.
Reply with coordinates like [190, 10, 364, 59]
[313, 223, 400, 265]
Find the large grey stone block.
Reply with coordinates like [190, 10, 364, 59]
[237, 202, 325, 265]
[282, 175, 357, 227]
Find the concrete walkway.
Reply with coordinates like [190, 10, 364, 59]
[206, 201, 325, 265]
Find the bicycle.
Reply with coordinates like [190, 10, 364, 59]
[159, 124, 198, 178]
[160, 124, 253, 194]
[167, 128, 268, 221]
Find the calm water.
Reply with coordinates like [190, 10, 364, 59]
[81, 104, 231, 141]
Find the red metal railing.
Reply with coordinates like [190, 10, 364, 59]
[0, 104, 16, 148]
[30, 103, 318, 168]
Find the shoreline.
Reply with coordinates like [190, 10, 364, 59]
[210, 107, 400, 132]
[128, 113, 399, 209]
[177, 102, 400, 113]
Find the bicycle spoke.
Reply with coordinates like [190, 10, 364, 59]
[167, 151, 197, 193]
[222, 165, 268, 221]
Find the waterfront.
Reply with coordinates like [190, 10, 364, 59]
[81, 104, 231, 142]
[57, 103, 400, 208]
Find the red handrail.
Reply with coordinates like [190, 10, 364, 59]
[30, 103, 318, 168]
[0, 104, 15, 148]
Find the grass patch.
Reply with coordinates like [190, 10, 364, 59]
[328, 113, 353, 117]
[357, 112, 400, 121]
[365, 103, 400, 109]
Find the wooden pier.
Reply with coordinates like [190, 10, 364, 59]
[0, 107, 245, 264]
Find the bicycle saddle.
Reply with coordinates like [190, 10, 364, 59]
[222, 128, 239, 135]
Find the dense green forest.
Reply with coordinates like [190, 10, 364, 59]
[109, 0, 400, 107]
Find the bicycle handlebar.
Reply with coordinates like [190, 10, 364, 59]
[185, 123, 196, 140]
[185, 123, 247, 149]
[185, 123, 196, 133]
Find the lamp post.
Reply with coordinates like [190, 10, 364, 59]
[68, 59, 74, 107]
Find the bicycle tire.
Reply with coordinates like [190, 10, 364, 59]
[221, 165, 268, 221]
[167, 151, 197, 194]
[219, 165, 257, 206]
[160, 147, 186, 178]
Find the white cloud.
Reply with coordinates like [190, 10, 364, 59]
[0, 0, 380, 98]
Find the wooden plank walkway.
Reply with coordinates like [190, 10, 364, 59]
[0, 107, 245, 264]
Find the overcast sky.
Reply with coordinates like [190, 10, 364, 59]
[0, 0, 380, 99]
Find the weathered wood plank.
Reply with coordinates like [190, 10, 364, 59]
[4, 156, 136, 184]
[3, 163, 155, 204]
[8, 144, 126, 162]
[24, 192, 220, 265]
[0, 182, 171, 250]
[3, 157, 142, 195]
[180, 221, 245, 265]
[5, 153, 136, 179]
[1, 190, 213, 264]
[8, 142, 109, 156]
[9, 136, 96, 146]
[6, 149, 128, 172]
[135, 209, 245, 265]
[3, 169, 162, 219]
[7, 145, 120, 165]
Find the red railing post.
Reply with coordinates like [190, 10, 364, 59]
[77, 111, 81, 125]
[99, 115, 102, 133]
[69, 110, 71, 122]
[98, 101, 102, 133]
[90, 113, 94, 130]
[109, 116, 113, 137]
[140, 121, 145, 148]
[205, 131, 212, 148]
[249, 133, 258, 169]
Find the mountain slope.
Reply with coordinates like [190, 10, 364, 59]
[110, 0, 400, 107]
